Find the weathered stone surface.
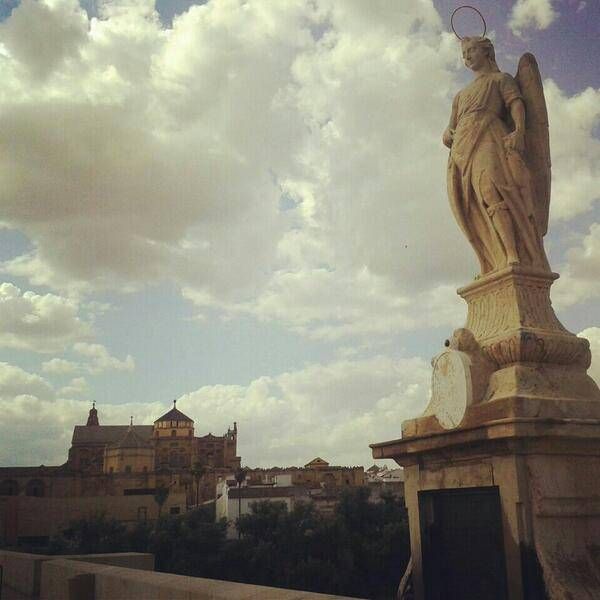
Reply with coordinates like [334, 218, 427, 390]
[39, 558, 359, 600]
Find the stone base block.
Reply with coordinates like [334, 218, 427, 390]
[371, 417, 600, 600]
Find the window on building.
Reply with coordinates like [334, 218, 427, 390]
[25, 479, 45, 497]
[169, 452, 187, 468]
[0, 479, 19, 496]
[171, 430, 176, 437]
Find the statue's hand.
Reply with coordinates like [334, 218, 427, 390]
[443, 128, 454, 149]
[504, 130, 525, 155]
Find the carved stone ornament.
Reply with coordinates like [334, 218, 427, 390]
[424, 329, 495, 429]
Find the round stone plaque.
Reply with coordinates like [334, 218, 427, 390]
[429, 349, 473, 429]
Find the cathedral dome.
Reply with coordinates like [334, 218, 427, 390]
[154, 400, 193, 429]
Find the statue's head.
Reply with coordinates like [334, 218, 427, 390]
[461, 36, 499, 73]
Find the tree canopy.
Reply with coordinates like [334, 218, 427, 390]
[43, 487, 409, 599]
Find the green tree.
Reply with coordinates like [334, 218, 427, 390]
[48, 512, 127, 555]
[42, 485, 410, 599]
[149, 507, 227, 576]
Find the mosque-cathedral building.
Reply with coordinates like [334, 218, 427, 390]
[1, 402, 374, 545]
[0, 401, 240, 505]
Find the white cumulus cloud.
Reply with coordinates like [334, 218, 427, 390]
[41, 357, 80, 375]
[553, 224, 600, 308]
[0, 0, 596, 343]
[0, 0, 472, 342]
[0, 283, 92, 352]
[0, 361, 54, 401]
[509, 0, 558, 36]
[546, 81, 600, 223]
[58, 376, 89, 397]
[179, 355, 431, 467]
[73, 342, 135, 374]
[578, 327, 600, 385]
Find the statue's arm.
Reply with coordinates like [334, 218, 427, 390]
[505, 98, 526, 154]
[443, 95, 458, 148]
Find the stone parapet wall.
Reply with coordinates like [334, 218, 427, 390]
[0, 550, 48, 598]
[41, 559, 360, 600]
[0, 551, 153, 599]
[1, 550, 361, 600]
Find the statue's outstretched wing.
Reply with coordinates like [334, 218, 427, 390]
[515, 53, 551, 236]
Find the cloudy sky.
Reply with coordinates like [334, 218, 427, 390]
[0, 0, 599, 469]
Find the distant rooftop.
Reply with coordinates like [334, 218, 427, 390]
[111, 426, 153, 449]
[72, 425, 153, 445]
[154, 400, 193, 424]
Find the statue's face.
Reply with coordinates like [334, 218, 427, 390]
[462, 42, 487, 71]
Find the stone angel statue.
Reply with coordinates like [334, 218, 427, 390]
[443, 37, 551, 275]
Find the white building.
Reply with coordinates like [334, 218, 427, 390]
[215, 476, 309, 538]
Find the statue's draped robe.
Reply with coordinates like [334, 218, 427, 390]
[447, 71, 549, 273]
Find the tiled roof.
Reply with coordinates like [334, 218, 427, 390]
[72, 425, 153, 445]
[154, 406, 193, 423]
[304, 457, 330, 468]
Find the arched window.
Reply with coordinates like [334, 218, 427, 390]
[25, 479, 45, 497]
[0, 479, 19, 496]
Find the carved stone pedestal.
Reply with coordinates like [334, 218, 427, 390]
[457, 266, 600, 406]
[371, 266, 600, 599]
